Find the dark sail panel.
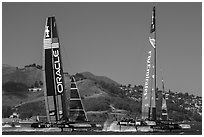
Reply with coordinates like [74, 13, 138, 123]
[51, 17, 58, 38]
[70, 89, 80, 98]
[69, 77, 88, 122]
[44, 50, 55, 96]
[71, 83, 77, 88]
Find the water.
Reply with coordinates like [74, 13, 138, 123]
[2, 122, 202, 135]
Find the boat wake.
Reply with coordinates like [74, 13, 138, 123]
[103, 121, 137, 132]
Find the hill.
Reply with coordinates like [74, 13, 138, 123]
[80, 72, 119, 86]
[2, 64, 128, 121]
[2, 64, 43, 87]
[2, 64, 202, 122]
[2, 64, 17, 75]
[76, 79, 108, 98]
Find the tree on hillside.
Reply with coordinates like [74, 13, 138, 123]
[36, 65, 42, 69]
[24, 63, 42, 69]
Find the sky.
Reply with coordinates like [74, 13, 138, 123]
[2, 2, 202, 96]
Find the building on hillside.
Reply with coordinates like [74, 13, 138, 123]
[9, 112, 19, 119]
[28, 88, 42, 92]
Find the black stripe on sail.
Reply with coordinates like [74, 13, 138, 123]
[150, 6, 155, 33]
[51, 17, 58, 38]
[151, 107, 156, 120]
[70, 89, 80, 98]
[71, 84, 77, 89]
[71, 77, 75, 82]
[45, 49, 55, 96]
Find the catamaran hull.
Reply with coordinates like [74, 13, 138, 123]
[137, 126, 153, 132]
[31, 122, 102, 132]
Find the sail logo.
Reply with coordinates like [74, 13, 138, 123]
[149, 37, 155, 48]
[53, 49, 64, 94]
[45, 26, 50, 38]
[144, 51, 152, 97]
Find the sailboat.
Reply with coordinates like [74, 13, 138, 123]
[43, 16, 69, 126]
[31, 16, 101, 131]
[141, 6, 174, 124]
[141, 6, 157, 124]
[139, 7, 187, 132]
[158, 72, 191, 131]
[160, 71, 168, 121]
[113, 6, 157, 132]
[114, 6, 159, 132]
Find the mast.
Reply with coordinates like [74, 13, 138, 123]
[43, 17, 50, 123]
[149, 6, 156, 121]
